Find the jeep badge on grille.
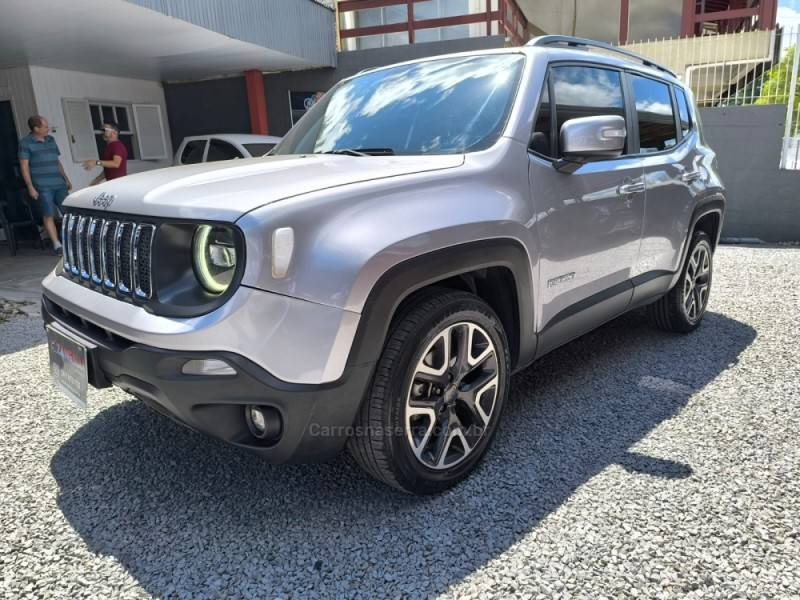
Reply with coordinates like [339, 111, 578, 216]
[92, 192, 115, 209]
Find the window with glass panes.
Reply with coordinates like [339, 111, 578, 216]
[89, 103, 137, 159]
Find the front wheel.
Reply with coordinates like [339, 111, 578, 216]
[348, 290, 510, 494]
[649, 230, 714, 333]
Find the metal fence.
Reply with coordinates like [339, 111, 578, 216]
[623, 26, 800, 169]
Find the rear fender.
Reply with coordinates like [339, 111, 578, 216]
[670, 194, 725, 289]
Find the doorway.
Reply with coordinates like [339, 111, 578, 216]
[0, 100, 19, 187]
[0, 100, 19, 251]
[0, 100, 42, 254]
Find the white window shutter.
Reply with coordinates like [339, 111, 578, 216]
[62, 98, 98, 162]
[133, 103, 168, 160]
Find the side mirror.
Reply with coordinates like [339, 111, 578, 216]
[555, 115, 626, 173]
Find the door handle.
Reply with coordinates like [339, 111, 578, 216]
[681, 170, 703, 182]
[618, 181, 645, 195]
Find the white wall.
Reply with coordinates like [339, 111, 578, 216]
[0, 66, 37, 138]
[28, 66, 173, 191]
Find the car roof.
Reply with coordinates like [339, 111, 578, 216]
[348, 43, 683, 88]
[180, 134, 282, 145]
[527, 44, 682, 85]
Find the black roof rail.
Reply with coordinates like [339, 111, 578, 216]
[526, 35, 677, 78]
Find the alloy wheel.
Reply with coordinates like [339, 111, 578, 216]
[405, 321, 499, 470]
[682, 243, 711, 322]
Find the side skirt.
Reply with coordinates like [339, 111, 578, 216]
[532, 270, 674, 361]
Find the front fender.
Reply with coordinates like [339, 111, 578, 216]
[346, 238, 538, 372]
[236, 141, 536, 313]
[235, 142, 538, 371]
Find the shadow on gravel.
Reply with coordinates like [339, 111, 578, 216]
[51, 309, 755, 598]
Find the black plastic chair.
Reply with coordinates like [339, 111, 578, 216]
[0, 197, 14, 256]
[1, 185, 43, 255]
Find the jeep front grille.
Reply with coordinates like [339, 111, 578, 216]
[88, 218, 103, 285]
[116, 222, 135, 294]
[62, 212, 156, 300]
[102, 220, 118, 289]
[133, 224, 154, 298]
[78, 216, 91, 280]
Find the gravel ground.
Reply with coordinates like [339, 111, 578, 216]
[0, 300, 31, 325]
[1, 246, 798, 600]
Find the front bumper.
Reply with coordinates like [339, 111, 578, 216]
[42, 295, 374, 463]
[41, 269, 361, 385]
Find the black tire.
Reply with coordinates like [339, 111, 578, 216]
[347, 289, 510, 494]
[649, 230, 714, 333]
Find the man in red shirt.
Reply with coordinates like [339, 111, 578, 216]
[82, 121, 128, 184]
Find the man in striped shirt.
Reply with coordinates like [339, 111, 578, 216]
[19, 115, 73, 254]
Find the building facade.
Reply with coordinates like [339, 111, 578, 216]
[335, 0, 779, 50]
[1, 0, 797, 246]
[338, 0, 529, 49]
[0, 0, 335, 192]
[522, 0, 777, 44]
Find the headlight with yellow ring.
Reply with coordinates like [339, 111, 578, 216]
[192, 225, 237, 294]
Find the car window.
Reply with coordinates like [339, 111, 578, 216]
[273, 54, 525, 156]
[243, 143, 276, 156]
[206, 139, 244, 162]
[675, 87, 692, 138]
[530, 81, 552, 157]
[536, 65, 626, 159]
[630, 75, 678, 153]
[181, 140, 206, 164]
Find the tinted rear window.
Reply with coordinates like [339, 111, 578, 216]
[631, 75, 677, 153]
[206, 139, 243, 162]
[244, 143, 276, 156]
[675, 87, 692, 138]
[181, 140, 206, 164]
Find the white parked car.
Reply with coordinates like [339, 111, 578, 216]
[174, 134, 282, 165]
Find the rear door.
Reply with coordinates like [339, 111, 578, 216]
[529, 63, 645, 355]
[631, 78, 699, 279]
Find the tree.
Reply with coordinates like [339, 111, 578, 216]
[756, 46, 800, 134]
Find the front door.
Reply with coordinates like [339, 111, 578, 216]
[528, 64, 645, 355]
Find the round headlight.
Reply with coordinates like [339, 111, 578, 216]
[192, 225, 237, 294]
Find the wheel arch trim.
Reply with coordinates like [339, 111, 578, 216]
[670, 195, 725, 289]
[345, 238, 537, 374]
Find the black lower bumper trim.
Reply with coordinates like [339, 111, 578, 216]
[42, 295, 375, 463]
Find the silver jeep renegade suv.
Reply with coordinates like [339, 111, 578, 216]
[43, 36, 725, 494]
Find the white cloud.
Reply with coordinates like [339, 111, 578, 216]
[777, 6, 800, 31]
[637, 100, 673, 115]
[777, 6, 800, 56]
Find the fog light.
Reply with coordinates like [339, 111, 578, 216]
[181, 359, 236, 376]
[245, 405, 282, 440]
[249, 406, 266, 432]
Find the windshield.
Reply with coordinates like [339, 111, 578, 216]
[273, 54, 525, 156]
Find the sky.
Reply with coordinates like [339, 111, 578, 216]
[779, 0, 800, 30]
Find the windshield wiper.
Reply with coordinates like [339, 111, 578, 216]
[321, 148, 395, 156]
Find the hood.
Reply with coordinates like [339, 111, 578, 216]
[64, 153, 465, 221]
